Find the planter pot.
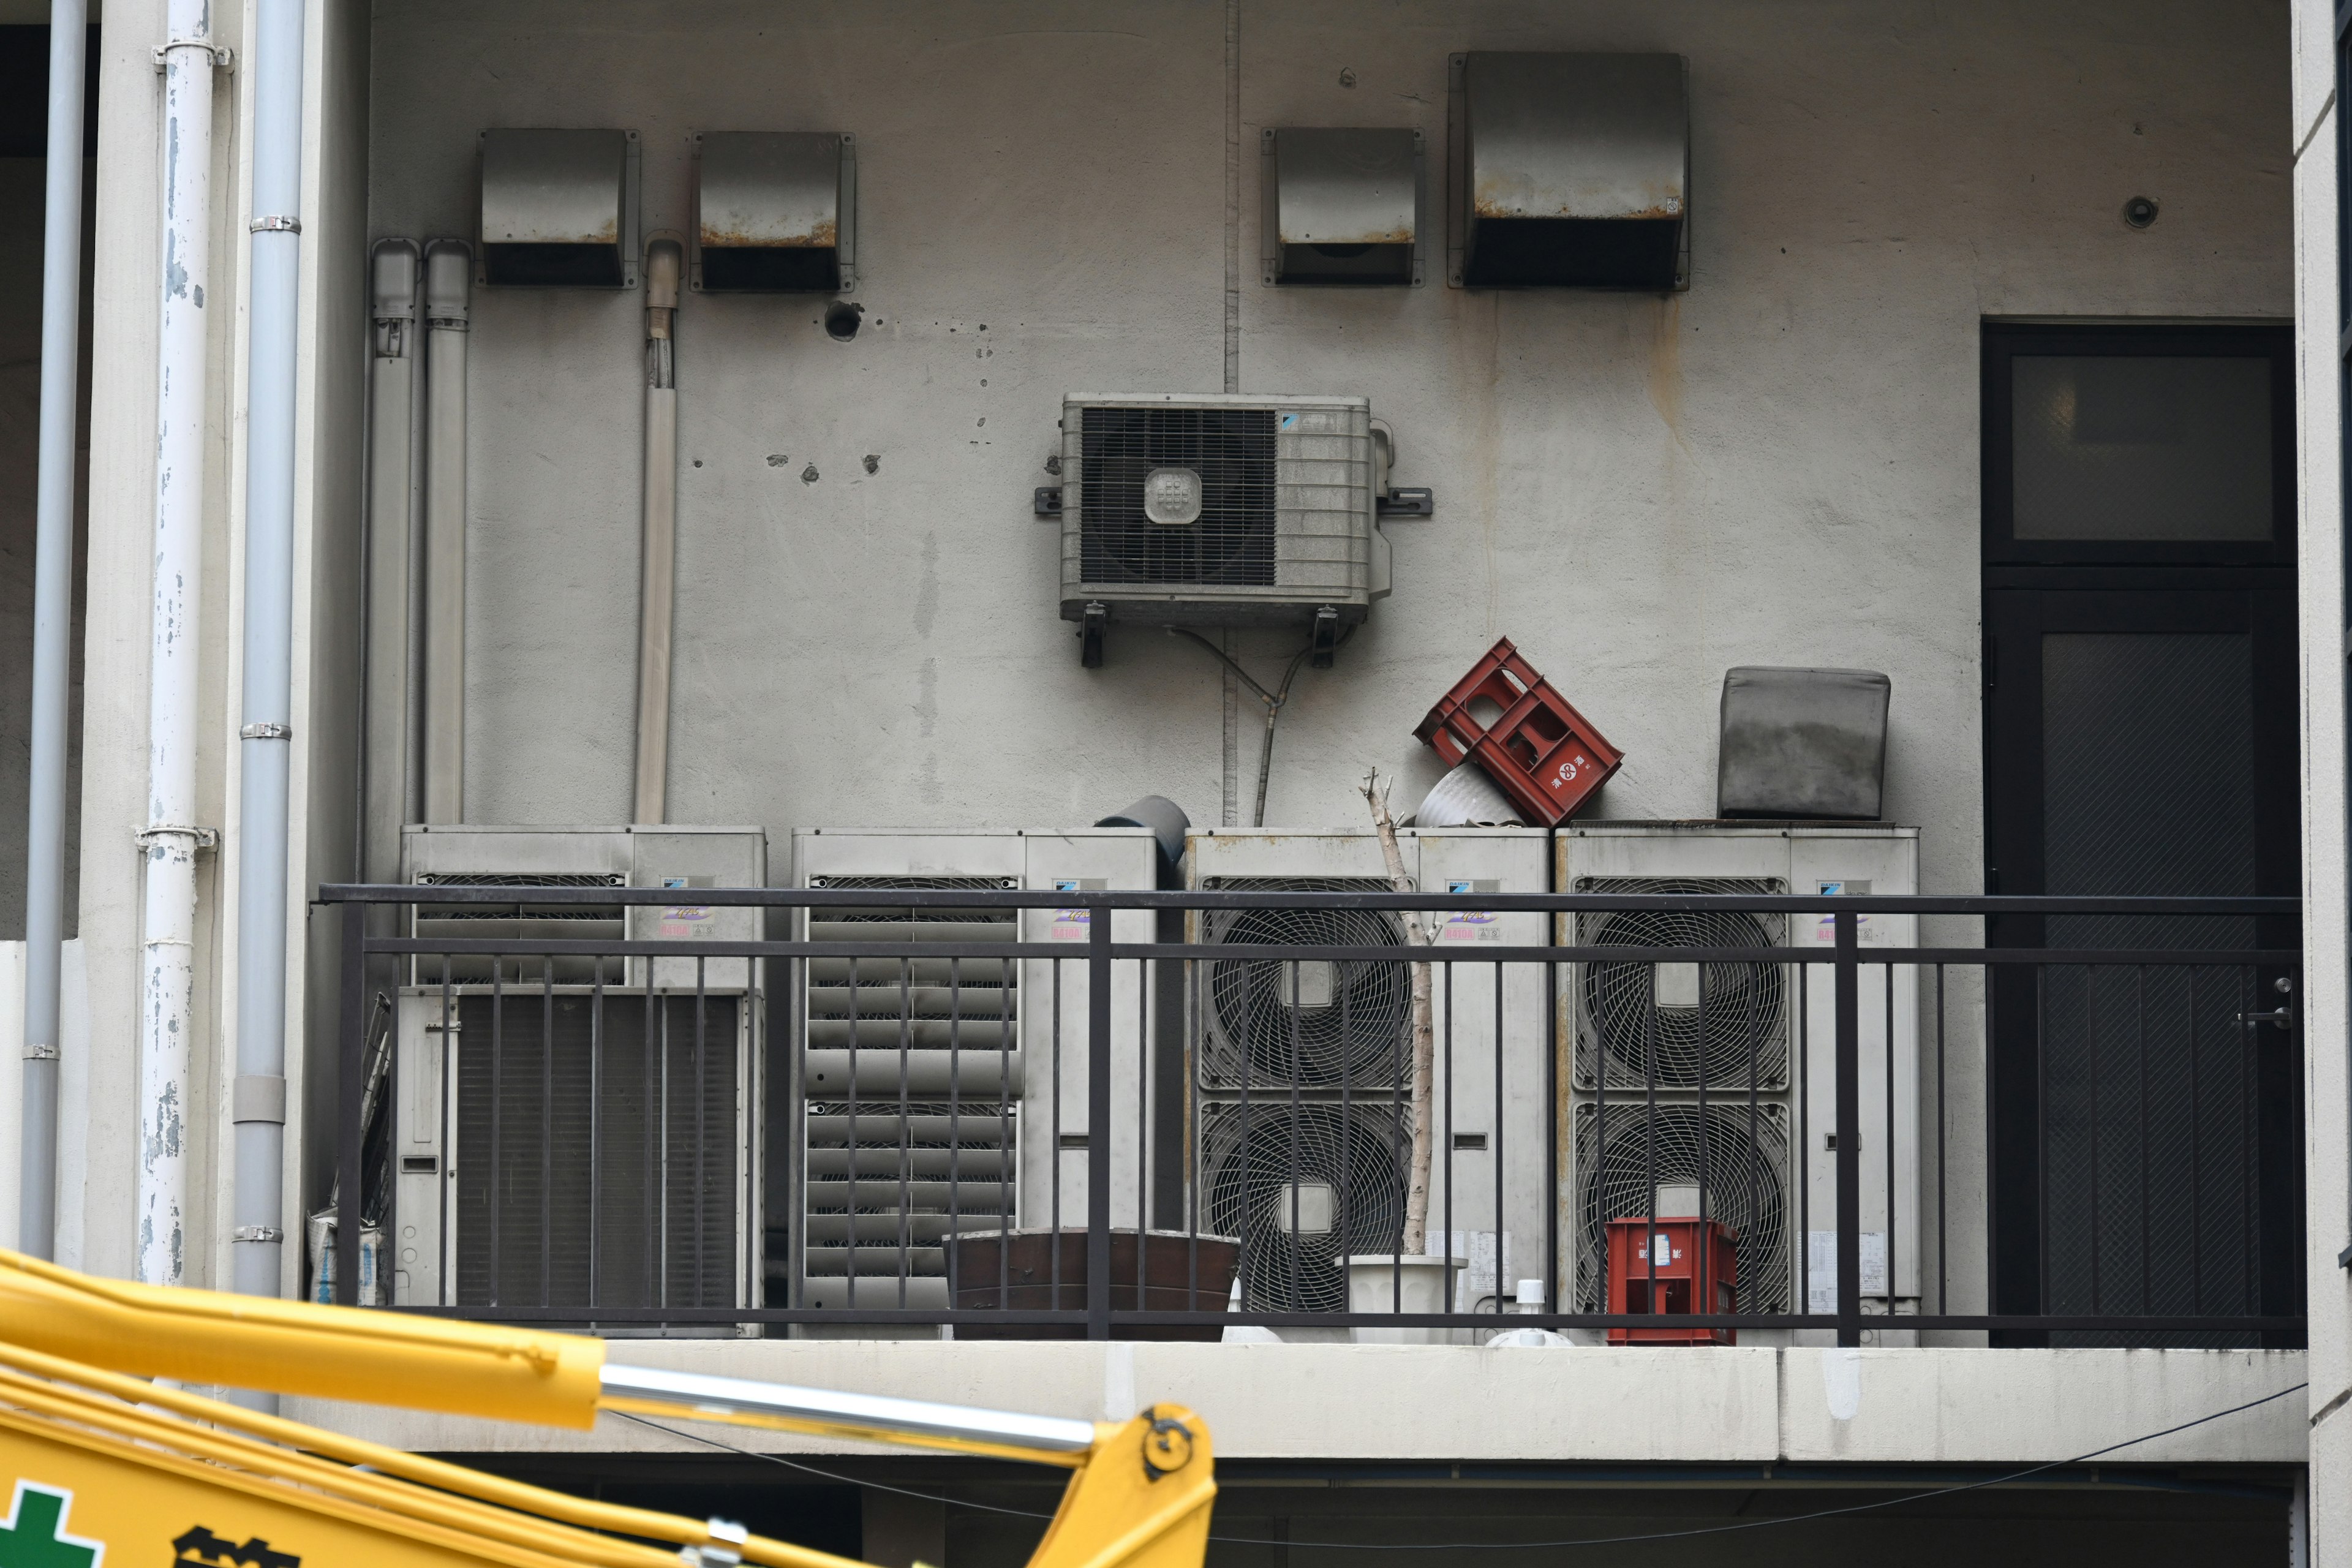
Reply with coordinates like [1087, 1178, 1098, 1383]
[952, 1229, 1241, 1341]
[1343, 1254, 1469, 1345]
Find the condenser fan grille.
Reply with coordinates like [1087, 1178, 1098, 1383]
[1200, 878, 1410, 1088]
[1573, 1102, 1789, 1314]
[1575, 877, 1788, 1090]
[1202, 1102, 1408, 1313]
[1077, 407, 1276, 586]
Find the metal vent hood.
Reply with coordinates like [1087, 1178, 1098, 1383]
[479, 127, 641, 288]
[1450, 52, 1689, 291]
[692, 131, 857, 293]
[1261, 127, 1425, 286]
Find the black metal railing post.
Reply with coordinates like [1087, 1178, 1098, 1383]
[336, 894, 365, 1306]
[1834, 909, 1860, 1348]
[1087, 897, 1113, 1341]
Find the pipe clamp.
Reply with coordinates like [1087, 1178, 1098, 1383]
[250, 216, 301, 235]
[230, 1226, 284, 1245]
[241, 722, 293, 740]
[23, 1044, 57, 1061]
[137, 824, 219, 850]
[153, 40, 233, 71]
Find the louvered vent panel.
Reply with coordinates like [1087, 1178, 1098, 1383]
[1077, 407, 1277, 586]
[802, 876, 1021, 1281]
[411, 872, 627, 986]
[452, 992, 739, 1314]
[1572, 876, 1790, 1091]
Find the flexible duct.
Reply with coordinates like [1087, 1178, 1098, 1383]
[18, 0, 88, 1261]
[361, 242, 420, 880]
[230, 0, 307, 1310]
[137, 0, 222, 1288]
[633, 239, 682, 824]
[421, 243, 470, 823]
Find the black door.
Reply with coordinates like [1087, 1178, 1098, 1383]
[1981, 323, 2302, 1345]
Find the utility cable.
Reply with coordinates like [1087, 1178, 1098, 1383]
[608, 1378, 2306, 1552]
[1167, 626, 1352, 827]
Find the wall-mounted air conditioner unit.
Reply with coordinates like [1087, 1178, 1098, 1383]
[1053, 393, 1401, 668]
[1556, 823, 1920, 1343]
[390, 826, 765, 1332]
[1186, 829, 1550, 1317]
[785, 829, 1161, 1327]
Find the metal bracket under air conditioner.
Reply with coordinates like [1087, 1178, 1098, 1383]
[1377, 488, 1434, 518]
[1309, 606, 1341, 668]
[1079, 601, 1107, 668]
[1035, 486, 1064, 516]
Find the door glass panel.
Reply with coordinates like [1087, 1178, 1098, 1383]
[2013, 356, 2272, 540]
[2040, 631, 2258, 1339]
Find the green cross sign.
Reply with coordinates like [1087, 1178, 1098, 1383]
[0, 1485, 102, 1568]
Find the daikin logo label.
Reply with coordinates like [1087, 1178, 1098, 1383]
[0, 1482, 103, 1568]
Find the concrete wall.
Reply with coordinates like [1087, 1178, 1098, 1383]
[365, 0, 2290, 864]
[291, 1341, 2311, 1465]
[2289, 0, 2347, 1560]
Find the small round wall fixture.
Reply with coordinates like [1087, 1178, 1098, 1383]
[824, 300, 863, 341]
[2121, 195, 2160, 230]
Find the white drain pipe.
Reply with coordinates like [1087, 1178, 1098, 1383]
[18, 0, 90, 1261]
[229, 0, 306, 1304]
[421, 241, 470, 823]
[138, 0, 225, 1287]
[632, 238, 681, 824]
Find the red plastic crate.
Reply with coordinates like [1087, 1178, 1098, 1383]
[1604, 1215, 1739, 1346]
[1412, 638, 1623, 826]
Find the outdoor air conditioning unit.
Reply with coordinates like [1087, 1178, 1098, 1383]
[785, 829, 1161, 1330]
[390, 826, 765, 1333]
[1186, 829, 1549, 1317]
[1052, 393, 1403, 668]
[1556, 823, 1920, 1344]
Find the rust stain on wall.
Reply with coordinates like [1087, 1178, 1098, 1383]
[1646, 293, 1691, 456]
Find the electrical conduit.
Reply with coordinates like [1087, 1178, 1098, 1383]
[137, 0, 224, 1287]
[230, 0, 306, 1311]
[361, 241, 420, 880]
[421, 242, 470, 823]
[633, 238, 681, 824]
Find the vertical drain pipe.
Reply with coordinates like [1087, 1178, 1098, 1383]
[420, 242, 470, 823]
[632, 239, 681, 824]
[361, 242, 420, 878]
[229, 0, 306, 1306]
[19, 0, 89, 1259]
[137, 0, 224, 1289]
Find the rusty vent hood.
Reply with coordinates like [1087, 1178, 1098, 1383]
[1453, 52, 1689, 290]
[478, 128, 639, 288]
[693, 131, 857, 293]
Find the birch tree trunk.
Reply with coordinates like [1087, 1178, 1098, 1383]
[1362, 771, 1436, 1256]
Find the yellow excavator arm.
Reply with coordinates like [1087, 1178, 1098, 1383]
[0, 1251, 1213, 1568]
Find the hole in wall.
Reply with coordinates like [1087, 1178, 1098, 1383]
[823, 300, 863, 341]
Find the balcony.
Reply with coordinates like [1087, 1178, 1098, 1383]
[318, 882, 2304, 1349]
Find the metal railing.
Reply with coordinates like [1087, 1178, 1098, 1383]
[320, 884, 2305, 1347]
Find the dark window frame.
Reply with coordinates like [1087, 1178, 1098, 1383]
[1981, 321, 2297, 569]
